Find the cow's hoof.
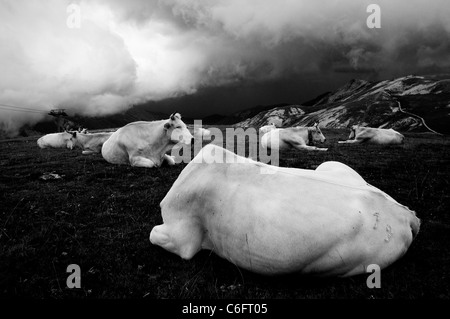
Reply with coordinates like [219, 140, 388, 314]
[167, 156, 176, 166]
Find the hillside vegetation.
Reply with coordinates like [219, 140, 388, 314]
[1, 128, 449, 299]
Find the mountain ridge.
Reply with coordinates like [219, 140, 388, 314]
[233, 74, 450, 134]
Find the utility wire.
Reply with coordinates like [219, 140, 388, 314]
[0, 103, 49, 112]
[0, 106, 48, 114]
[0, 103, 51, 115]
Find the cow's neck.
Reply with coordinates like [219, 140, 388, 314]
[148, 130, 175, 164]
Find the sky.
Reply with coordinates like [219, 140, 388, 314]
[1, 0, 450, 135]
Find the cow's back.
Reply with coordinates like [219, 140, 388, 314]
[261, 128, 300, 150]
[357, 127, 404, 144]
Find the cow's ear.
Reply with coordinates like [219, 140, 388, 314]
[164, 122, 171, 130]
[170, 112, 179, 121]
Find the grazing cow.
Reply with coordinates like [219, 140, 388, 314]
[37, 131, 75, 149]
[261, 123, 328, 151]
[150, 144, 420, 277]
[193, 127, 211, 140]
[101, 113, 193, 168]
[259, 123, 276, 135]
[338, 125, 405, 145]
[71, 131, 113, 155]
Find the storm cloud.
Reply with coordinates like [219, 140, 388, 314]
[1, 0, 449, 135]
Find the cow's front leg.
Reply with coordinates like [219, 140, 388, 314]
[82, 150, 95, 155]
[164, 154, 176, 166]
[338, 139, 360, 144]
[129, 155, 157, 168]
[150, 225, 177, 254]
[291, 143, 328, 151]
[150, 221, 203, 260]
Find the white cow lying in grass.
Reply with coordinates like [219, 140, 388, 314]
[339, 125, 405, 145]
[259, 123, 276, 135]
[193, 127, 211, 140]
[101, 113, 193, 168]
[261, 123, 328, 151]
[71, 131, 113, 155]
[150, 144, 420, 277]
[37, 132, 75, 149]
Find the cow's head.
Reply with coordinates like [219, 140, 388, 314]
[309, 123, 326, 143]
[68, 130, 87, 149]
[63, 131, 76, 149]
[349, 125, 358, 140]
[164, 113, 193, 145]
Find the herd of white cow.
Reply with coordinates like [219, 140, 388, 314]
[36, 113, 419, 278]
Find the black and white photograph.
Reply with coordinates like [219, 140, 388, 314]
[0, 0, 449, 311]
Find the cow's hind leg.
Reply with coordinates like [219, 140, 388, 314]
[129, 155, 157, 168]
[338, 139, 361, 144]
[164, 154, 176, 166]
[291, 142, 328, 151]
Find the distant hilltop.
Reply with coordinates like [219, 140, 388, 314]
[233, 75, 450, 134]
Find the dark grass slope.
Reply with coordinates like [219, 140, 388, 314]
[396, 94, 450, 135]
[0, 128, 449, 299]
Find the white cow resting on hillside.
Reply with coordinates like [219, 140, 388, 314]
[101, 113, 193, 168]
[193, 127, 211, 140]
[261, 123, 328, 151]
[71, 131, 113, 155]
[150, 144, 420, 276]
[150, 144, 420, 277]
[37, 132, 75, 149]
[259, 123, 276, 135]
[339, 125, 405, 145]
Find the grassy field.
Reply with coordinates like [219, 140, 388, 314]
[0, 127, 449, 299]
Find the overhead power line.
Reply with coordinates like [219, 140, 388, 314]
[0, 103, 50, 115]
